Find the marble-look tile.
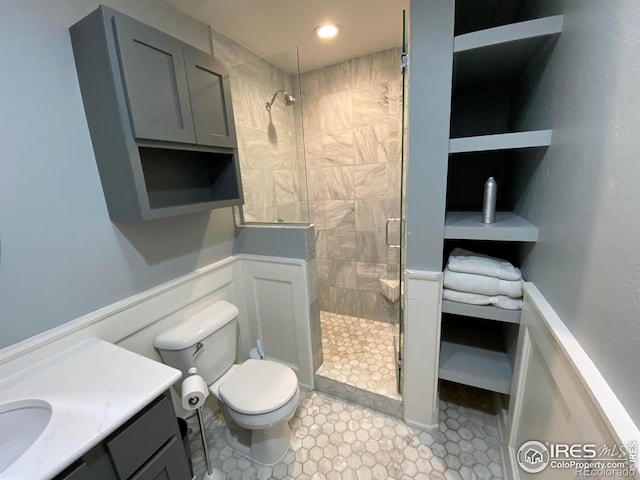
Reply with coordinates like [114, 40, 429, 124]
[212, 28, 259, 68]
[387, 260, 400, 279]
[318, 284, 330, 311]
[354, 124, 388, 164]
[309, 200, 327, 230]
[387, 121, 402, 163]
[356, 262, 388, 291]
[387, 161, 402, 200]
[325, 200, 355, 231]
[297, 169, 309, 202]
[316, 258, 329, 285]
[328, 287, 359, 317]
[274, 170, 300, 205]
[387, 78, 403, 125]
[355, 231, 388, 263]
[303, 133, 323, 169]
[238, 124, 295, 171]
[319, 61, 352, 96]
[309, 300, 323, 371]
[355, 163, 388, 199]
[242, 169, 274, 211]
[275, 201, 302, 223]
[302, 97, 322, 136]
[190, 381, 503, 480]
[319, 91, 352, 132]
[352, 84, 389, 128]
[328, 260, 356, 289]
[233, 80, 273, 130]
[321, 130, 353, 167]
[304, 226, 316, 260]
[307, 167, 353, 200]
[301, 201, 311, 224]
[357, 290, 385, 322]
[315, 229, 328, 259]
[324, 166, 354, 200]
[307, 258, 318, 302]
[317, 311, 399, 400]
[326, 231, 356, 260]
[349, 49, 398, 89]
[355, 199, 389, 231]
[300, 70, 321, 99]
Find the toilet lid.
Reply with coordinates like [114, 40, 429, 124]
[219, 360, 298, 415]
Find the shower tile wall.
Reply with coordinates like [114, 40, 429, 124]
[300, 49, 403, 324]
[211, 30, 308, 223]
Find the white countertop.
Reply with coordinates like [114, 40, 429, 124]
[0, 338, 181, 480]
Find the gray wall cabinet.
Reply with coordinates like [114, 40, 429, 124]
[55, 392, 190, 480]
[70, 6, 243, 221]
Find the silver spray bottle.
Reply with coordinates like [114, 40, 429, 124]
[482, 177, 497, 224]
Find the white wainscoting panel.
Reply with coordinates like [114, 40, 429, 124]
[403, 269, 443, 430]
[237, 254, 314, 389]
[504, 283, 639, 479]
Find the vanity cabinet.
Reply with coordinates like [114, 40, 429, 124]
[55, 392, 190, 480]
[70, 6, 243, 221]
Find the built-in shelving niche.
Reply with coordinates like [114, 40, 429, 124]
[439, 0, 562, 396]
[139, 147, 242, 213]
[439, 315, 519, 395]
[454, 0, 563, 37]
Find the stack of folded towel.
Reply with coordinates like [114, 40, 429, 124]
[443, 248, 523, 310]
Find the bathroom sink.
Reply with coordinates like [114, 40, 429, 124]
[0, 399, 52, 473]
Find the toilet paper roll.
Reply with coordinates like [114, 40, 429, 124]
[181, 374, 209, 411]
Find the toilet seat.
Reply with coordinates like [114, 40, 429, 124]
[218, 359, 298, 415]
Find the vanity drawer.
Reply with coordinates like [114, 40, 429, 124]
[106, 394, 179, 479]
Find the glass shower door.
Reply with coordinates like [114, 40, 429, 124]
[391, 10, 408, 395]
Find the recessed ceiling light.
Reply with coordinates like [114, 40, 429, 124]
[315, 24, 340, 39]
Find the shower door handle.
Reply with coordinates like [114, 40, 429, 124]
[385, 218, 403, 248]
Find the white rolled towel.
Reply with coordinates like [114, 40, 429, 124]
[443, 288, 523, 310]
[444, 267, 523, 298]
[448, 248, 521, 281]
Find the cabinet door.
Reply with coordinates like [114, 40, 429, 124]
[130, 437, 190, 480]
[184, 46, 237, 148]
[112, 13, 196, 144]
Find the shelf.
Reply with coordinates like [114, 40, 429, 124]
[439, 340, 512, 394]
[442, 300, 521, 324]
[439, 316, 513, 394]
[444, 211, 538, 242]
[453, 16, 563, 90]
[449, 130, 552, 154]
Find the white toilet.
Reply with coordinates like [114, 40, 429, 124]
[154, 301, 300, 465]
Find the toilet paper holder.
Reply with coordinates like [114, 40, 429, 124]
[181, 368, 224, 480]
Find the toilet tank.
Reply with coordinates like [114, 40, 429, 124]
[154, 301, 240, 386]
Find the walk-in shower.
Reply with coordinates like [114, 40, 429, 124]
[222, 24, 408, 413]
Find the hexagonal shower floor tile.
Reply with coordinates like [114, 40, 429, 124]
[188, 382, 503, 479]
[316, 311, 401, 401]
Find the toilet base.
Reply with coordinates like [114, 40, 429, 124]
[223, 422, 292, 466]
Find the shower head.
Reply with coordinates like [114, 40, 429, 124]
[265, 89, 296, 111]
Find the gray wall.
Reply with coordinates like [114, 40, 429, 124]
[0, 0, 235, 348]
[515, 0, 640, 425]
[404, 0, 454, 271]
